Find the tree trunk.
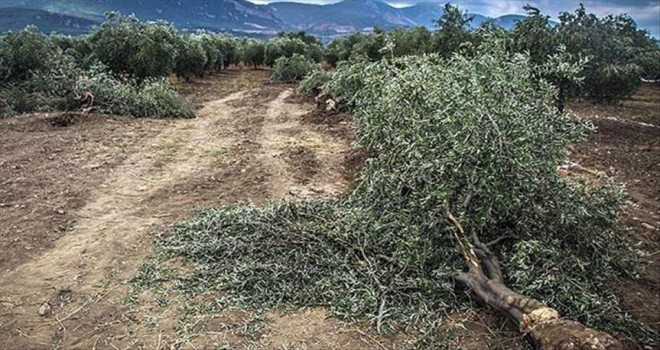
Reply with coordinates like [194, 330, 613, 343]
[456, 248, 624, 350]
[445, 209, 623, 350]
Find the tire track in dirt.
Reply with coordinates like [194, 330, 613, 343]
[0, 90, 247, 348]
[0, 90, 248, 286]
[0, 84, 355, 349]
[260, 89, 349, 200]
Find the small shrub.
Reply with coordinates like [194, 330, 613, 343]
[270, 54, 316, 83]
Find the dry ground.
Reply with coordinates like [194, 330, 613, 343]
[0, 69, 363, 349]
[568, 84, 660, 336]
[0, 70, 657, 349]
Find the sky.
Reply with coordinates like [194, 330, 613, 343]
[247, 0, 660, 38]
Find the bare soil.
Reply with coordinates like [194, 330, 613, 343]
[0, 69, 384, 350]
[0, 71, 657, 350]
[568, 83, 660, 340]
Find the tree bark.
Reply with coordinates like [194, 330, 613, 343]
[445, 209, 623, 350]
[456, 248, 624, 350]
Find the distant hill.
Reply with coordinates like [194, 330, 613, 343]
[0, 0, 536, 38]
[399, 2, 444, 28]
[0, 7, 99, 35]
[0, 0, 283, 34]
[489, 14, 529, 29]
[271, 0, 417, 35]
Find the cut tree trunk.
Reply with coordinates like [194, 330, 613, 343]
[456, 248, 624, 350]
[445, 209, 624, 350]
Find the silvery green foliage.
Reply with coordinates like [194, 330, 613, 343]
[345, 52, 648, 343]
[75, 65, 194, 118]
[349, 48, 586, 232]
[323, 57, 388, 110]
[296, 69, 331, 96]
[0, 20, 194, 118]
[240, 39, 265, 69]
[0, 58, 194, 118]
[557, 5, 656, 103]
[87, 13, 179, 82]
[152, 40, 651, 344]
[0, 46, 83, 114]
[270, 54, 316, 83]
[174, 35, 207, 81]
[0, 26, 56, 82]
[264, 37, 308, 67]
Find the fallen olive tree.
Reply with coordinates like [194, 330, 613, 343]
[446, 209, 623, 350]
[146, 37, 654, 348]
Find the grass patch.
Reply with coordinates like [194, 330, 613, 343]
[154, 137, 186, 164]
[204, 147, 233, 168]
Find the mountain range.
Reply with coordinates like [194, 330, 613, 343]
[0, 0, 529, 39]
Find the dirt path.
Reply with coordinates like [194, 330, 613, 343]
[4, 75, 654, 350]
[0, 81, 352, 349]
[260, 89, 348, 199]
[1, 91, 244, 290]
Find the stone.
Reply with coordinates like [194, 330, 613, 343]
[38, 303, 51, 316]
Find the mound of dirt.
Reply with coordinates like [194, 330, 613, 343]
[49, 112, 86, 127]
[302, 106, 351, 127]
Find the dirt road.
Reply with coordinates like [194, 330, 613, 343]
[0, 72, 363, 349]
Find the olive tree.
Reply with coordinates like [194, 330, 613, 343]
[216, 35, 239, 69]
[349, 45, 628, 347]
[87, 13, 178, 82]
[270, 54, 316, 82]
[130, 21, 178, 80]
[265, 37, 319, 67]
[511, 5, 558, 65]
[241, 39, 265, 69]
[156, 37, 648, 348]
[388, 27, 433, 57]
[0, 26, 56, 82]
[324, 32, 368, 67]
[557, 5, 653, 103]
[196, 32, 222, 75]
[433, 4, 475, 58]
[277, 30, 321, 46]
[174, 36, 207, 81]
[264, 39, 284, 67]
